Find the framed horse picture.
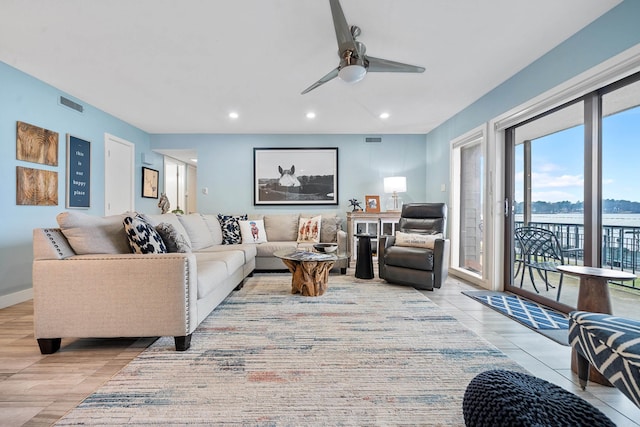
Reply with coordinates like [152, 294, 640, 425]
[253, 147, 338, 205]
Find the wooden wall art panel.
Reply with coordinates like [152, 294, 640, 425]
[16, 121, 59, 166]
[16, 166, 58, 206]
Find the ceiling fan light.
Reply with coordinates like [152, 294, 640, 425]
[338, 65, 366, 84]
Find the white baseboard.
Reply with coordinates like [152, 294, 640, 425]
[0, 288, 33, 309]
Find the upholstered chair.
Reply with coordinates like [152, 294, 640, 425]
[378, 203, 450, 290]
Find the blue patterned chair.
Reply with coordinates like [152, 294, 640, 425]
[568, 311, 640, 408]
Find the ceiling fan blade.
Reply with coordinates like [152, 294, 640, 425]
[301, 67, 340, 94]
[366, 56, 425, 73]
[330, 0, 357, 53]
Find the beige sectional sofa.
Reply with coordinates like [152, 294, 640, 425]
[32, 211, 346, 353]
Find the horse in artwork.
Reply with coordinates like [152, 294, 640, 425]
[278, 165, 301, 187]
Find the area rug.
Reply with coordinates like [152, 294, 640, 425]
[462, 290, 569, 346]
[57, 275, 524, 426]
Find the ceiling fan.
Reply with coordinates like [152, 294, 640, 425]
[301, 0, 425, 95]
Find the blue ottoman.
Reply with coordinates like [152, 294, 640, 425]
[463, 369, 614, 427]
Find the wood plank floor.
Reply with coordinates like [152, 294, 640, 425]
[0, 300, 154, 426]
[1, 271, 639, 426]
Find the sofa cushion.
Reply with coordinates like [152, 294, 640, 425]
[201, 214, 223, 245]
[156, 222, 191, 253]
[199, 243, 257, 263]
[218, 214, 248, 245]
[195, 258, 229, 299]
[297, 215, 322, 243]
[144, 213, 192, 247]
[178, 213, 214, 250]
[239, 219, 268, 244]
[56, 211, 130, 255]
[264, 214, 299, 241]
[123, 215, 168, 254]
[395, 231, 443, 249]
[255, 241, 298, 257]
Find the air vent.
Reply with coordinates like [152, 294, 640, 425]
[365, 136, 382, 143]
[59, 96, 84, 113]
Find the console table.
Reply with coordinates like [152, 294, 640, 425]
[346, 211, 401, 263]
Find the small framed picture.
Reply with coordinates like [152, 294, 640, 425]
[365, 195, 380, 213]
[142, 167, 159, 198]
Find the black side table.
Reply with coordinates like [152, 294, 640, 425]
[355, 234, 374, 279]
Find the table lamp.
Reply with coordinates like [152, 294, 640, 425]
[384, 176, 406, 211]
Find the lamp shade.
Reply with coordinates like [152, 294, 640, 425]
[384, 176, 407, 193]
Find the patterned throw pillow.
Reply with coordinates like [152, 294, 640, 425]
[238, 219, 268, 244]
[217, 214, 248, 245]
[123, 215, 167, 254]
[156, 222, 191, 253]
[297, 215, 322, 243]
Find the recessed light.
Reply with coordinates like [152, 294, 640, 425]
[229, 112, 239, 119]
[306, 112, 316, 119]
[379, 112, 390, 119]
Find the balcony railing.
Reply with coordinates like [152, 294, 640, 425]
[515, 221, 640, 290]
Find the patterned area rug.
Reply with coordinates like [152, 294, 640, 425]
[57, 275, 523, 426]
[462, 290, 569, 346]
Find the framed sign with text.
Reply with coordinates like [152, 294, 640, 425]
[66, 134, 91, 208]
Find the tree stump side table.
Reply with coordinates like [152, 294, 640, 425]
[274, 249, 347, 297]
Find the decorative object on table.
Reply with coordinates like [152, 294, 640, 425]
[158, 193, 170, 213]
[66, 134, 91, 208]
[16, 166, 58, 206]
[365, 195, 380, 213]
[314, 243, 338, 253]
[142, 167, 159, 198]
[16, 121, 59, 166]
[348, 198, 362, 212]
[384, 176, 406, 212]
[253, 147, 338, 205]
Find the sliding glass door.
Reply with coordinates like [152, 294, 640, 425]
[505, 72, 640, 311]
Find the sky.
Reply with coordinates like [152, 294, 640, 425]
[514, 105, 640, 204]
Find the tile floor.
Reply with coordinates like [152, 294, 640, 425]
[428, 274, 640, 426]
[1, 271, 639, 426]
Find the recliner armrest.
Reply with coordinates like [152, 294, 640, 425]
[433, 238, 450, 289]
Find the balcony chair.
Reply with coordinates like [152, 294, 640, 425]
[378, 203, 450, 291]
[514, 226, 566, 301]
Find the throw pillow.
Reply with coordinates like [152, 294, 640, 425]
[56, 211, 130, 254]
[123, 215, 168, 254]
[239, 219, 268, 244]
[156, 222, 191, 253]
[217, 214, 248, 245]
[297, 215, 322, 243]
[395, 231, 443, 249]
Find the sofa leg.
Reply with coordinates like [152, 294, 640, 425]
[37, 338, 61, 354]
[234, 281, 244, 291]
[341, 268, 347, 275]
[174, 334, 192, 351]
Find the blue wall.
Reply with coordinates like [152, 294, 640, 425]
[0, 62, 155, 300]
[425, 0, 640, 201]
[151, 134, 427, 215]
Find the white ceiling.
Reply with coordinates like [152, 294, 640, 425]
[0, 0, 621, 135]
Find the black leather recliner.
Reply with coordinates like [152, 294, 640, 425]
[378, 203, 450, 291]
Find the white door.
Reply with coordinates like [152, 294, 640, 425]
[104, 133, 134, 215]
